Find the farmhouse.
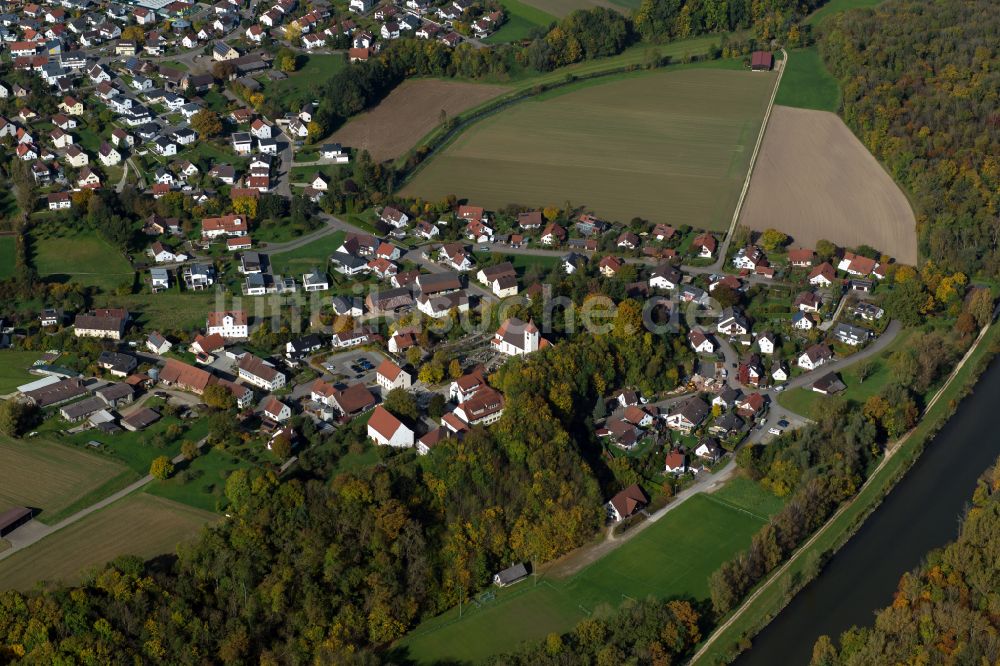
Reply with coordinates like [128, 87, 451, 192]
[74, 309, 128, 339]
[21, 378, 87, 408]
[159, 359, 215, 394]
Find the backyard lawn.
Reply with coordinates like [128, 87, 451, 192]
[261, 54, 346, 107]
[396, 479, 780, 663]
[0, 494, 217, 591]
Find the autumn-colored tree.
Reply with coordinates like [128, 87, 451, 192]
[191, 110, 223, 138]
[150, 456, 174, 480]
[203, 385, 235, 410]
[448, 358, 462, 379]
[758, 228, 789, 252]
[232, 196, 258, 218]
[270, 434, 292, 459]
[180, 440, 199, 461]
[122, 25, 145, 44]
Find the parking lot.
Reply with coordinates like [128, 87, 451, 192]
[320, 349, 387, 388]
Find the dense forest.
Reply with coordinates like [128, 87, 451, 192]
[810, 455, 1000, 665]
[820, 0, 1000, 276]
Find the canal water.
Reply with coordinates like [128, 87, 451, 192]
[735, 357, 1000, 665]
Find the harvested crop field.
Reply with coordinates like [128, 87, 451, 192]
[329, 79, 510, 162]
[0, 437, 135, 523]
[740, 105, 917, 264]
[0, 494, 217, 590]
[402, 67, 776, 231]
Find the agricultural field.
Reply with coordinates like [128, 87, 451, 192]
[269, 230, 345, 275]
[397, 480, 781, 663]
[484, 0, 556, 43]
[402, 67, 775, 230]
[0, 436, 136, 525]
[0, 235, 15, 280]
[0, 350, 41, 394]
[30, 229, 134, 292]
[328, 79, 511, 162]
[774, 48, 840, 112]
[740, 106, 917, 264]
[0, 494, 217, 591]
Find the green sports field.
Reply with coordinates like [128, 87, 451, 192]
[397, 479, 781, 663]
[402, 67, 776, 230]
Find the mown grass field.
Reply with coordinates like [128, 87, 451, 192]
[0, 436, 137, 525]
[31, 229, 133, 292]
[106, 290, 219, 332]
[0, 494, 217, 591]
[403, 66, 775, 230]
[519, 0, 640, 18]
[0, 235, 16, 280]
[0, 350, 41, 394]
[269, 230, 345, 275]
[774, 48, 840, 112]
[485, 0, 556, 42]
[397, 479, 781, 663]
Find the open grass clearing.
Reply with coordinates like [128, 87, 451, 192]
[0, 350, 42, 394]
[403, 66, 774, 230]
[739, 105, 918, 264]
[774, 48, 840, 112]
[329, 79, 511, 162]
[102, 290, 219, 332]
[31, 229, 133, 292]
[397, 482, 779, 663]
[485, 0, 556, 42]
[0, 493, 217, 591]
[269, 230, 345, 275]
[0, 436, 136, 525]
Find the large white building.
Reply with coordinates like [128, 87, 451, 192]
[491, 318, 546, 356]
[367, 405, 414, 448]
[206, 310, 248, 339]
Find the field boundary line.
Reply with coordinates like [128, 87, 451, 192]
[700, 493, 770, 522]
[689, 318, 994, 664]
[716, 48, 787, 266]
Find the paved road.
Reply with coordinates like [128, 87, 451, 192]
[0, 437, 209, 562]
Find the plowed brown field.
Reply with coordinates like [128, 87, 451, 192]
[740, 105, 917, 264]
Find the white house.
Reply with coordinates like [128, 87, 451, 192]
[368, 405, 414, 448]
[262, 397, 292, 423]
[688, 329, 715, 354]
[797, 344, 832, 371]
[491, 318, 544, 356]
[376, 359, 412, 392]
[237, 353, 286, 391]
[206, 310, 248, 338]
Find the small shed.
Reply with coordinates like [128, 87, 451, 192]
[0, 506, 34, 537]
[751, 51, 774, 71]
[493, 563, 529, 587]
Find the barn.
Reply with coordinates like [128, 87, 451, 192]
[0, 506, 34, 537]
[751, 51, 774, 71]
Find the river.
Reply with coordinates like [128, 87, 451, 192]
[735, 357, 1000, 665]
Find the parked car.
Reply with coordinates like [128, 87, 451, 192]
[768, 426, 783, 436]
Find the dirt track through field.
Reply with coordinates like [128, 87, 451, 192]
[328, 79, 510, 162]
[739, 105, 918, 264]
